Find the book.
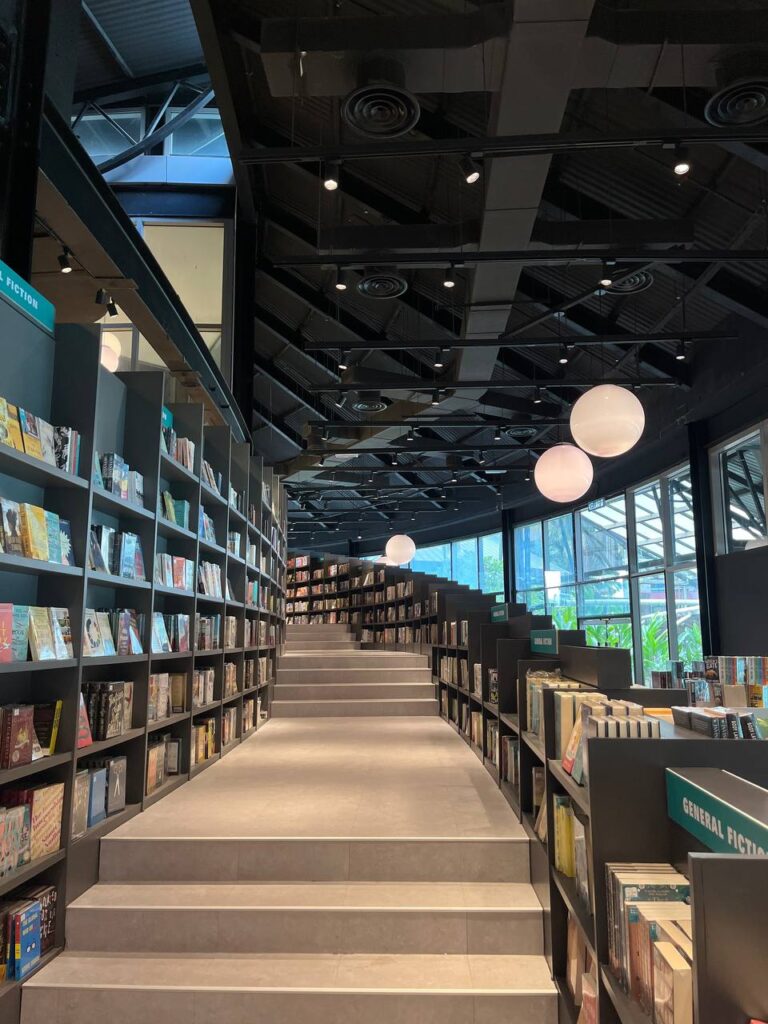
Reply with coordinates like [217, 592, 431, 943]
[49, 608, 73, 658]
[0, 499, 22, 555]
[11, 900, 41, 979]
[58, 519, 74, 566]
[28, 607, 56, 661]
[104, 756, 126, 814]
[18, 503, 49, 560]
[96, 612, 116, 656]
[37, 419, 56, 465]
[18, 409, 43, 460]
[4, 782, 64, 860]
[32, 702, 63, 756]
[87, 768, 107, 827]
[77, 692, 93, 748]
[0, 604, 12, 662]
[18, 884, 56, 954]
[44, 510, 61, 563]
[88, 528, 108, 572]
[652, 941, 692, 1024]
[71, 771, 90, 839]
[82, 609, 105, 657]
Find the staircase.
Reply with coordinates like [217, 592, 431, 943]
[273, 623, 438, 717]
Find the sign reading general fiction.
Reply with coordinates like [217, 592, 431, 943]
[0, 259, 55, 334]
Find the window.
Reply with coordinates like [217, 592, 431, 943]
[513, 462, 701, 682]
[72, 111, 144, 161]
[411, 543, 451, 580]
[451, 538, 479, 588]
[514, 522, 544, 592]
[479, 533, 504, 596]
[165, 109, 229, 157]
[718, 431, 766, 552]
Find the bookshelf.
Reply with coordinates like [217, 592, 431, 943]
[0, 298, 286, 1015]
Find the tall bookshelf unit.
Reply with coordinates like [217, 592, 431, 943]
[0, 302, 286, 1019]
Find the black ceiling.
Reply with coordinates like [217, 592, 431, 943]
[74, 0, 768, 551]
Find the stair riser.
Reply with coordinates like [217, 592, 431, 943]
[21, 988, 557, 1024]
[66, 907, 542, 955]
[276, 669, 433, 684]
[279, 655, 427, 668]
[99, 838, 530, 883]
[284, 643, 359, 651]
[274, 684, 436, 700]
[272, 699, 438, 718]
[286, 628, 352, 635]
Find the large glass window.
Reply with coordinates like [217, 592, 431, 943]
[718, 431, 766, 552]
[479, 533, 504, 596]
[72, 111, 144, 161]
[514, 522, 544, 592]
[452, 537, 479, 589]
[166, 109, 229, 157]
[411, 543, 451, 579]
[513, 462, 701, 683]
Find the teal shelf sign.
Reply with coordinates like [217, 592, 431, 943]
[0, 260, 55, 334]
[666, 768, 768, 856]
[531, 629, 558, 655]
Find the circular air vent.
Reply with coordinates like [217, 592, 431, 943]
[341, 84, 420, 139]
[705, 78, 768, 127]
[351, 392, 389, 413]
[504, 425, 538, 443]
[608, 271, 654, 294]
[356, 268, 408, 300]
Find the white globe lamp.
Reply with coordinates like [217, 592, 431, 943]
[385, 534, 416, 566]
[534, 444, 594, 504]
[100, 332, 122, 373]
[570, 384, 645, 458]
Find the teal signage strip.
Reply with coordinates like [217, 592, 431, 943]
[666, 768, 768, 856]
[490, 605, 509, 623]
[0, 259, 55, 334]
[531, 628, 558, 655]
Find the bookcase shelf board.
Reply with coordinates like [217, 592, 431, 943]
[142, 772, 188, 809]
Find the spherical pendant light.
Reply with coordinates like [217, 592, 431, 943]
[569, 384, 645, 458]
[534, 444, 594, 503]
[385, 534, 416, 565]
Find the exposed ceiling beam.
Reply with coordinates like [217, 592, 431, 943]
[73, 63, 209, 104]
[253, 304, 340, 378]
[273, 247, 768, 268]
[305, 418, 568, 428]
[250, 396, 305, 451]
[81, 1, 134, 80]
[239, 128, 768, 165]
[304, 331, 733, 351]
[589, 5, 768, 45]
[311, 377, 681, 393]
[530, 218, 694, 247]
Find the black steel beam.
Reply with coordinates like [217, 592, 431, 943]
[254, 304, 341, 378]
[530, 219, 694, 247]
[309, 445, 546, 455]
[304, 331, 734, 351]
[252, 351, 328, 420]
[306, 418, 568, 428]
[310, 377, 681, 393]
[251, 396, 305, 451]
[273, 248, 768, 268]
[239, 129, 768, 165]
[73, 62, 209, 104]
[589, 6, 768, 45]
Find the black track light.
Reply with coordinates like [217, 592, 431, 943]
[431, 389, 440, 406]
[598, 261, 615, 288]
[405, 428, 415, 443]
[675, 340, 686, 362]
[442, 266, 456, 289]
[335, 267, 351, 291]
[493, 426, 502, 441]
[558, 344, 569, 365]
[107, 298, 119, 318]
[478, 451, 486, 465]
[333, 393, 346, 409]
[95, 287, 109, 306]
[459, 154, 481, 184]
[673, 145, 691, 177]
[433, 349, 444, 369]
[533, 386, 543, 405]
[338, 350, 349, 371]
[323, 160, 340, 191]
[58, 247, 73, 274]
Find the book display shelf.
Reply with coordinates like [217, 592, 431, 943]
[0, 299, 286, 1015]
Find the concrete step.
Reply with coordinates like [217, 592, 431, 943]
[99, 836, 530, 883]
[65, 881, 543, 955]
[21, 953, 557, 1024]
[274, 683, 436, 701]
[276, 667, 433, 685]
[278, 653, 427, 669]
[287, 626, 352, 634]
[272, 698, 438, 718]
[284, 641, 360, 651]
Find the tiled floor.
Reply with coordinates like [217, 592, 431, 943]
[109, 717, 526, 839]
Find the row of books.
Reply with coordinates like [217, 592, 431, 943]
[161, 407, 195, 470]
[244, 656, 271, 689]
[670, 704, 768, 738]
[160, 490, 191, 530]
[0, 782, 64, 867]
[199, 507, 218, 545]
[245, 620, 274, 646]
[441, 620, 468, 645]
[73, 758, 127, 836]
[0, 884, 57, 981]
[228, 485, 242, 514]
[552, 794, 591, 909]
[148, 673, 185, 721]
[199, 560, 224, 598]
[242, 696, 259, 732]
[439, 655, 469, 687]
[192, 668, 215, 708]
[222, 706, 238, 746]
[246, 580, 260, 606]
[201, 458, 222, 495]
[88, 526, 145, 580]
[288, 555, 310, 569]
[227, 531, 241, 557]
[0, 499, 74, 566]
[288, 570, 310, 583]
[486, 719, 500, 766]
[146, 733, 181, 794]
[192, 717, 216, 764]
[0, 703, 62, 768]
[566, 915, 596, 1024]
[154, 553, 195, 591]
[606, 862, 692, 1023]
[0, 397, 81, 476]
[470, 710, 482, 747]
[0, 605, 72, 663]
[95, 452, 144, 507]
[223, 661, 238, 698]
[81, 682, 134, 742]
[501, 735, 518, 785]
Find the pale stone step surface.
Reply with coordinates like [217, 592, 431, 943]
[273, 698, 438, 718]
[21, 953, 557, 1024]
[284, 641, 359, 651]
[66, 881, 543, 954]
[274, 683, 436, 701]
[276, 667, 433, 685]
[279, 653, 427, 669]
[99, 837, 530, 883]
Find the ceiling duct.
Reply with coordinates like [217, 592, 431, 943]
[356, 265, 409, 299]
[608, 270, 655, 294]
[341, 56, 420, 139]
[503, 425, 538, 443]
[351, 391, 390, 413]
[705, 52, 768, 126]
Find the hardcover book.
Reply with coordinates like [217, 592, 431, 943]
[28, 607, 56, 661]
[19, 504, 49, 560]
[71, 771, 89, 839]
[87, 768, 107, 827]
[37, 419, 56, 466]
[96, 612, 116, 656]
[0, 706, 34, 768]
[4, 403, 23, 451]
[0, 604, 12, 662]
[44, 510, 61, 562]
[77, 693, 93, 748]
[82, 609, 105, 657]
[0, 499, 22, 555]
[58, 519, 74, 566]
[18, 409, 43, 460]
[32, 702, 62, 756]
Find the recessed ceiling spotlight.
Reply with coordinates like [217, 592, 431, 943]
[323, 160, 340, 191]
[673, 145, 691, 177]
[58, 247, 73, 274]
[338, 350, 349, 371]
[442, 266, 456, 289]
[459, 154, 481, 184]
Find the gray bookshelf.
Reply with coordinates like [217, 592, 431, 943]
[0, 297, 287, 1020]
